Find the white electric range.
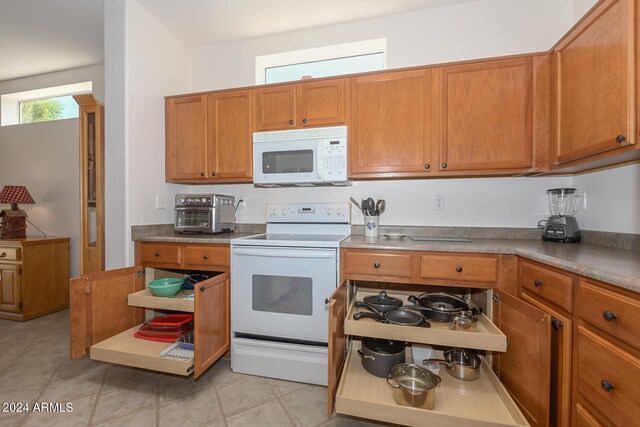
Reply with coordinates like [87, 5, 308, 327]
[230, 202, 350, 385]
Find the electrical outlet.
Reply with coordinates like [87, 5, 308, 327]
[155, 194, 166, 210]
[433, 194, 445, 211]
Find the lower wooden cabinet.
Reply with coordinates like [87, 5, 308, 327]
[71, 241, 231, 379]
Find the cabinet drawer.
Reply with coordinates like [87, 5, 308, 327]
[579, 281, 640, 350]
[336, 341, 527, 426]
[0, 247, 20, 261]
[520, 260, 574, 312]
[183, 245, 229, 269]
[344, 250, 412, 278]
[140, 243, 181, 266]
[420, 253, 497, 283]
[576, 326, 640, 427]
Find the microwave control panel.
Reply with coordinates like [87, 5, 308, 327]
[323, 138, 347, 181]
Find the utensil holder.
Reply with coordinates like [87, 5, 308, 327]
[365, 216, 380, 237]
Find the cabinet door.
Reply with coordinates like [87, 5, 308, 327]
[207, 90, 253, 181]
[194, 272, 230, 379]
[0, 264, 21, 313]
[327, 280, 347, 416]
[438, 58, 533, 173]
[494, 290, 551, 427]
[253, 85, 296, 131]
[350, 69, 433, 177]
[70, 266, 145, 359]
[552, 0, 635, 164]
[297, 79, 346, 127]
[165, 95, 208, 181]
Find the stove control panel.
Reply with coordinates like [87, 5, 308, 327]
[266, 202, 350, 223]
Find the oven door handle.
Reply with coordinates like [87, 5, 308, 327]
[232, 247, 335, 259]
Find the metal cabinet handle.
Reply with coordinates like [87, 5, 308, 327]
[601, 379, 615, 392]
[441, 163, 448, 169]
[324, 298, 330, 305]
[615, 134, 626, 143]
[455, 266, 463, 273]
[302, 118, 308, 124]
[200, 172, 205, 177]
[603, 310, 617, 321]
[211, 171, 216, 177]
[0, 252, 6, 258]
[551, 319, 563, 330]
[203, 254, 209, 260]
[199, 285, 205, 292]
[534, 280, 543, 287]
[373, 262, 380, 269]
[154, 251, 160, 257]
[424, 163, 430, 170]
[288, 119, 294, 125]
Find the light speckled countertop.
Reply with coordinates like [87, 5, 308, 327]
[131, 224, 640, 294]
[342, 235, 640, 293]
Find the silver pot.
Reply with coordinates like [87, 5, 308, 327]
[386, 363, 441, 409]
[358, 338, 406, 378]
[425, 348, 481, 382]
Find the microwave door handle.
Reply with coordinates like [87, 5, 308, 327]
[232, 247, 335, 259]
[316, 140, 324, 181]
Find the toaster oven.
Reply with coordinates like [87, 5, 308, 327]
[174, 194, 236, 234]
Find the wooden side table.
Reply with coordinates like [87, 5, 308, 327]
[0, 237, 70, 321]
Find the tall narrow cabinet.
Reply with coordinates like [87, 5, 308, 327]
[74, 94, 105, 275]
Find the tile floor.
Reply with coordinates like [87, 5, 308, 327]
[0, 311, 391, 427]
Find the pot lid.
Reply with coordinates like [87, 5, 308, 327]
[361, 337, 405, 354]
[363, 290, 402, 307]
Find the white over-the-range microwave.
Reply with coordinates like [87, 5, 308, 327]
[252, 125, 349, 187]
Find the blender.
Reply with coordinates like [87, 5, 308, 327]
[543, 188, 581, 243]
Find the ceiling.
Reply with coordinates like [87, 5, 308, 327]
[137, 0, 480, 47]
[0, 0, 104, 82]
[0, 0, 479, 83]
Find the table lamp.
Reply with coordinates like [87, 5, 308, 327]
[0, 185, 35, 239]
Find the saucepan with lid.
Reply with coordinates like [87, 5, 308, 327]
[407, 292, 481, 322]
[359, 291, 403, 313]
[425, 348, 482, 382]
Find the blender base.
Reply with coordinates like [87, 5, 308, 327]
[543, 215, 581, 243]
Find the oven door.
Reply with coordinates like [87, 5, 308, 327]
[231, 245, 337, 343]
[174, 207, 212, 232]
[253, 139, 323, 185]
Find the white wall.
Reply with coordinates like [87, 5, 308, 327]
[573, 164, 640, 234]
[572, 0, 599, 23]
[187, 0, 571, 93]
[0, 65, 104, 277]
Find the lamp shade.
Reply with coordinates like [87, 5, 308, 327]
[0, 186, 35, 205]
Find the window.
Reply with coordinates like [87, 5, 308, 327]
[256, 38, 387, 85]
[1, 81, 92, 126]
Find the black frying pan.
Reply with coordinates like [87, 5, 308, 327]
[360, 291, 403, 313]
[353, 302, 430, 327]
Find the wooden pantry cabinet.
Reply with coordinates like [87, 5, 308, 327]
[165, 90, 252, 183]
[0, 238, 70, 321]
[328, 248, 529, 426]
[551, 0, 639, 170]
[253, 78, 347, 131]
[70, 242, 230, 379]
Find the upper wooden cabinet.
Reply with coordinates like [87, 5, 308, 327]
[435, 57, 533, 174]
[253, 78, 347, 131]
[349, 69, 434, 177]
[551, 0, 637, 167]
[165, 91, 252, 183]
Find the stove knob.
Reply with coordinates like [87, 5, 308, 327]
[326, 208, 333, 215]
[336, 207, 343, 216]
[271, 209, 279, 216]
[281, 208, 289, 216]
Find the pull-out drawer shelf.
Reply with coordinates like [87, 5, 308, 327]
[336, 341, 528, 426]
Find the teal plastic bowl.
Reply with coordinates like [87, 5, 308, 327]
[148, 278, 185, 297]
